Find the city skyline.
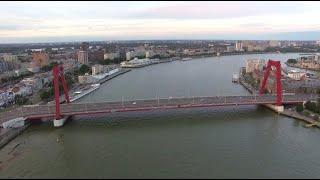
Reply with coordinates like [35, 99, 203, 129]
[1, 1, 320, 43]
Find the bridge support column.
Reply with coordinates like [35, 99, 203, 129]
[264, 104, 284, 113]
[52, 64, 70, 128]
[53, 116, 69, 127]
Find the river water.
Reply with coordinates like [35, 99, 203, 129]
[1, 53, 320, 178]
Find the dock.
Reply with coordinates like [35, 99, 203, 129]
[98, 68, 132, 84]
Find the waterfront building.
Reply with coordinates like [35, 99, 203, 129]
[226, 46, 236, 52]
[126, 51, 132, 61]
[78, 74, 97, 84]
[146, 51, 155, 58]
[235, 41, 243, 51]
[120, 58, 153, 68]
[269, 40, 280, 47]
[92, 64, 105, 75]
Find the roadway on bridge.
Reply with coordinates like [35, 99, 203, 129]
[0, 94, 317, 124]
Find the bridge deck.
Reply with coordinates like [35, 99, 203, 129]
[0, 94, 317, 124]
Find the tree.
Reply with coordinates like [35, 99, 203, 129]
[287, 59, 297, 64]
[39, 89, 50, 100]
[14, 95, 28, 106]
[304, 101, 318, 113]
[296, 104, 304, 112]
[79, 64, 90, 75]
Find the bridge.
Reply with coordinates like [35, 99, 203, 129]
[0, 60, 318, 127]
[0, 94, 316, 123]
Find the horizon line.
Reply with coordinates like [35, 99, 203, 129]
[0, 39, 317, 45]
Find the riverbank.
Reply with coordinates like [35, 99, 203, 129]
[178, 51, 286, 59]
[121, 58, 175, 68]
[98, 68, 132, 84]
[0, 122, 30, 149]
[280, 110, 320, 128]
[239, 68, 320, 128]
[69, 68, 132, 102]
[285, 62, 320, 72]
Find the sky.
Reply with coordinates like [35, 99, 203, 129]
[0, 1, 320, 43]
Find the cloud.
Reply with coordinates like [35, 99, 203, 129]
[130, 1, 312, 19]
[0, 1, 319, 43]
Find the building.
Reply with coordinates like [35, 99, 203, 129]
[0, 90, 14, 107]
[120, 58, 152, 68]
[32, 51, 49, 68]
[78, 51, 89, 65]
[89, 49, 104, 62]
[245, 59, 266, 73]
[21, 77, 43, 91]
[0, 60, 9, 73]
[28, 61, 40, 73]
[104, 52, 119, 60]
[80, 42, 89, 51]
[287, 70, 306, 81]
[10, 85, 32, 97]
[78, 74, 97, 84]
[146, 51, 155, 58]
[235, 41, 243, 51]
[253, 44, 267, 51]
[226, 46, 235, 52]
[119, 48, 126, 61]
[3, 54, 18, 62]
[126, 51, 132, 61]
[92, 64, 105, 75]
[269, 40, 280, 47]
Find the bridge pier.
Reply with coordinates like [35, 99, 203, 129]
[53, 116, 70, 127]
[263, 104, 284, 113]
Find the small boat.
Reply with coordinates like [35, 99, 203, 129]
[181, 57, 192, 61]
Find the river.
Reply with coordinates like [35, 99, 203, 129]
[1, 53, 320, 178]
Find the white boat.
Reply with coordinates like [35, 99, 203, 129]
[232, 73, 239, 83]
[181, 57, 192, 61]
[70, 84, 100, 102]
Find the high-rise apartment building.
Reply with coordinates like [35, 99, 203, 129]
[32, 51, 49, 68]
[80, 42, 89, 51]
[235, 41, 243, 51]
[78, 51, 89, 65]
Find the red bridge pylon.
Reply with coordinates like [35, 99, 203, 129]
[259, 59, 283, 106]
[52, 64, 70, 120]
